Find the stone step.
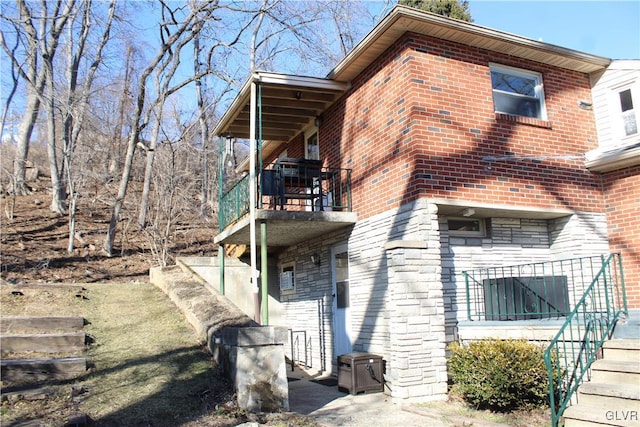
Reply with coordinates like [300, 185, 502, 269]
[0, 316, 86, 333]
[603, 339, 640, 362]
[564, 403, 640, 427]
[590, 359, 640, 386]
[1, 357, 87, 381]
[1, 332, 86, 353]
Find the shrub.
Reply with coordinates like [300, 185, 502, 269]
[448, 339, 552, 411]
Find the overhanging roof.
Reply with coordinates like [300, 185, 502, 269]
[211, 72, 349, 145]
[213, 6, 611, 155]
[328, 5, 611, 82]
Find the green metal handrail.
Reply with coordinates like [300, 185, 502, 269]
[544, 253, 627, 427]
[219, 174, 250, 231]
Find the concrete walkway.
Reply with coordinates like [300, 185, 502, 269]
[287, 366, 447, 427]
[286, 365, 514, 427]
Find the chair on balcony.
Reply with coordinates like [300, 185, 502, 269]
[275, 158, 324, 211]
[260, 169, 285, 209]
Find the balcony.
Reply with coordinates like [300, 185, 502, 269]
[215, 159, 356, 248]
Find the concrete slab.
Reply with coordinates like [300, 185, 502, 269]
[287, 366, 447, 427]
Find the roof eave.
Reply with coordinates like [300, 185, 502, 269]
[328, 5, 611, 82]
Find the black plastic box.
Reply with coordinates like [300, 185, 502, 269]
[337, 352, 384, 395]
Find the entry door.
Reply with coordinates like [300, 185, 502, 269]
[332, 243, 352, 357]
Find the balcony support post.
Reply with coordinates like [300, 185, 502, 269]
[261, 220, 269, 325]
[250, 81, 260, 323]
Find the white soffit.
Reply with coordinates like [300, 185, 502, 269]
[328, 5, 611, 82]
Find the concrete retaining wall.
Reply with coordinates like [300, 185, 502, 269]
[149, 265, 289, 413]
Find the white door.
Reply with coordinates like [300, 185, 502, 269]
[332, 243, 352, 357]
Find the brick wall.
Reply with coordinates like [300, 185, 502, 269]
[320, 32, 604, 219]
[602, 165, 640, 308]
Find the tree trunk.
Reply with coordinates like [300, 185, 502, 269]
[104, 130, 138, 256]
[67, 191, 78, 253]
[193, 34, 209, 217]
[44, 63, 66, 215]
[12, 93, 40, 195]
[137, 116, 160, 229]
[108, 45, 135, 178]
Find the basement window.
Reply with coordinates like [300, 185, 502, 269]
[448, 218, 486, 237]
[482, 276, 570, 321]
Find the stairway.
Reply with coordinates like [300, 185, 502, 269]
[0, 315, 88, 385]
[563, 339, 640, 427]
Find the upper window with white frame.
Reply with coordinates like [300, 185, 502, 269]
[490, 64, 546, 120]
[305, 130, 319, 160]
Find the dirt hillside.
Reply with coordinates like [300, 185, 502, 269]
[0, 177, 217, 284]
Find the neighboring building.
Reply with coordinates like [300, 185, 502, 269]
[211, 6, 636, 403]
[586, 60, 640, 309]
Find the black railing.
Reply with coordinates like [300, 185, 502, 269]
[219, 158, 352, 231]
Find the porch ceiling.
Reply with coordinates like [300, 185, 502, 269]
[213, 209, 358, 248]
[213, 72, 349, 161]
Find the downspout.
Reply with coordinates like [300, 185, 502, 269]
[219, 245, 225, 295]
[249, 80, 260, 323]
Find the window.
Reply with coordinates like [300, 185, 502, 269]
[490, 64, 546, 120]
[280, 264, 295, 293]
[305, 131, 319, 160]
[619, 88, 638, 136]
[448, 218, 486, 237]
[482, 276, 569, 321]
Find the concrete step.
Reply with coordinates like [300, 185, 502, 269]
[579, 382, 640, 411]
[0, 316, 86, 333]
[1, 332, 86, 354]
[590, 359, 640, 386]
[603, 339, 640, 362]
[613, 310, 640, 339]
[1, 357, 87, 381]
[564, 403, 640, 427]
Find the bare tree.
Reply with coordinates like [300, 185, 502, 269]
[0, 0, 75, 198]
[107, 44, 136, 179]
[64, 0, 116, 251]
[104, 0, 224, 255]
[193, 29, 210, 218]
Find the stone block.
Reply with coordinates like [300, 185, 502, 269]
[221, 326, 288, 347]
[215, 326, 289, 413]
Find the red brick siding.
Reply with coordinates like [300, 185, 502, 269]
[602, 165, 640, 309]
[264, 134, 304, 164]
[320, 32, 604, 219]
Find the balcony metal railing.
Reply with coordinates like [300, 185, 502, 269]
[544, 253, 627, 427]
[219, 174, 250, 232]
[218, 163, 352, 231]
